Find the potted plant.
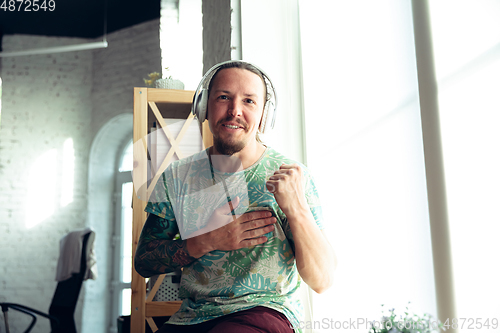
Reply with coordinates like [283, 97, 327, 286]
[144, 67, 184, 90]
[369, 303, 445, 333]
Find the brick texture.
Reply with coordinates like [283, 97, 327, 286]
[0, 19, 161, 333]
[91, 19, 161, 137]
[0, 35, 93, 333]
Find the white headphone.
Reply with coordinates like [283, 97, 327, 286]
[191, 60, 277, 134]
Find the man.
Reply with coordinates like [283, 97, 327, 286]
[134, 61, 336, 332]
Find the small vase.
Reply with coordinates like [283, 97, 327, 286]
[155, 78, 185, 90]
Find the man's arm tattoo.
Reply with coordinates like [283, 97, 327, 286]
[134, 215, 197, 277]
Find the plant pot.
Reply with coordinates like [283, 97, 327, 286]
[155, 78, 185, 90]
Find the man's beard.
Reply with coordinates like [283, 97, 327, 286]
[213, 117, 249, 156]
[213, 136, 246, 156]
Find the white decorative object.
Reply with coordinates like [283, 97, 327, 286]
[155, 78, 185, 90]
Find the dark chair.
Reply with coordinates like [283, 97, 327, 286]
[1, 232, 91, 333]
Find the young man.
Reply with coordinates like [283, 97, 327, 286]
[134, 61, 336, 332]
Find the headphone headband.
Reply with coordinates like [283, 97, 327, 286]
[191, 60, 277, 134]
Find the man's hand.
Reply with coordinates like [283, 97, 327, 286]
[186, 196, 277, 258]
[266, 164, 309, 216]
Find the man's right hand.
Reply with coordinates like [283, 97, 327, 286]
[186, 196, 277, 258]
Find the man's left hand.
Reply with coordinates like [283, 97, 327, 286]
[266, 164, 308, 216]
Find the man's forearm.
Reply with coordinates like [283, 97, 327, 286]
[287, 208, 336, 294]
[134, 238, 197, 277]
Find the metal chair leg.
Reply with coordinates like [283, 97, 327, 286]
[2, 305, 11, 333]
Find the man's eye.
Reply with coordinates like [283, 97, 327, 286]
[218, 95, 228, 100]
[245, 99, 255, 104]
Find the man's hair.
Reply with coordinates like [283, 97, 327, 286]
[207, 61, 270, 143]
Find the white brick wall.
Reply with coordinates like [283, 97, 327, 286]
[91, 19, 161, 137]
[0, 35, 94, 333]
[0, 18, 161, 333]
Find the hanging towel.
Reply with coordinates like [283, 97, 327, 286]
[55, 227, 98, 282]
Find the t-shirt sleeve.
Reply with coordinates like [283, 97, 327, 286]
[145, 171, 177, 224]
[304, 169, 324, 230]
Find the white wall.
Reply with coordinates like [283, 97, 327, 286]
[0, 34, 94, 332]
[91, 20, 162, 137]
[0, 19, 161, 333]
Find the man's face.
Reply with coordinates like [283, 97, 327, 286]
[207, 67, 266, 155]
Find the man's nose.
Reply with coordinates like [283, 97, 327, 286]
[227, 99, 243, 117]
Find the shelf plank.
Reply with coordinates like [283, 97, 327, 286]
[146, 301, 183, 317]
[147, 88, 195, 103]
[132, 87, 149, 333]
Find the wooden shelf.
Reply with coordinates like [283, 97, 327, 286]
[131, 87, 212, 333]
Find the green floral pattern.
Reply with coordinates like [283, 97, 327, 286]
[145, 147, 323, 329]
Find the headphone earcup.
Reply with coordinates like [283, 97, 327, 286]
[193, 89, 208, 123]
[259, 102, 269, 134]
[259, 99, 275, 134]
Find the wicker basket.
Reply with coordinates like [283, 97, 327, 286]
[149, 271, 182, 301]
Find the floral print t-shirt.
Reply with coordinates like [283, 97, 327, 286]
[145, 147, 324, 329]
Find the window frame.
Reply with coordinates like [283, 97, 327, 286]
[110, 139, 133, 331]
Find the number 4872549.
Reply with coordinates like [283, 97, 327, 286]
[1, 0, 56, 11]
[442, 318, 498, 330]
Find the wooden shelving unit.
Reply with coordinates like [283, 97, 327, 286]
[131, 87, 212, 333]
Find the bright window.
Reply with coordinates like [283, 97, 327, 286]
[428, 0, 500, 330]
[299, 0, 436, 328]
[298, 1, 500, 331]
[112, 139, 133, 324]
[119, 140, 133, 172]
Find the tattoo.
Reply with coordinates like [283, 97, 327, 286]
[171, 242, 196, 266]
[134, 214, 197, 277]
